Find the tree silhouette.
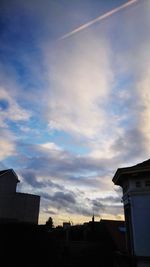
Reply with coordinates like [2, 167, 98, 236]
[45, 217, 54, 229]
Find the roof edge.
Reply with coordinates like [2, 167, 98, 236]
[112, 164, 150, 185]
[0, 169, 20, 182]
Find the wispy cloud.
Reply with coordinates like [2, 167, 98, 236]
[0, 87, 31, 125]
[45, 35, 114, 139]
[0, 137, 16, 161]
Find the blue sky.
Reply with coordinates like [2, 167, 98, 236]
[0, 0, 149, 225]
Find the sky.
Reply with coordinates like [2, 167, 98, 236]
[0, 0, 149, 226]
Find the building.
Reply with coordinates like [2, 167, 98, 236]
[50, 218, 127, 267]
[63, 222, 71, 230]
[113, 159, 150, 267]
[0, 169, 40, 224]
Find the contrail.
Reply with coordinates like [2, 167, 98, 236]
[60, 0, 138, 40]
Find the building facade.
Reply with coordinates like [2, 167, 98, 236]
[113, 159, 150, 267]
[0, 169, 40, 224]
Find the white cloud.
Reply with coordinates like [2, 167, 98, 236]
[0, 128, 16, 160]
[0, 139, 15, 160]
[0, 87, 31, 124]
[40, 142, 62, 151]
[137, 69, 150, 154]
[40, 0, 150, 165]
[0, 87, 31, 160]
[45, 34, 114, 138]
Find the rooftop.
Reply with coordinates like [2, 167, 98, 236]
[0, 169, 11, 176]
[112, 158, 150, 185]
[0, 169, 19, 182]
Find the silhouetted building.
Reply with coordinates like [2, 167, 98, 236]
[63, 221, 71, 229]
[0, 169, 40, 224]
[100, 219, 126, 253]
[113, 159, 150, 267]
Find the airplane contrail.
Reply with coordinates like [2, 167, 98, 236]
[60, 0, 138, 40]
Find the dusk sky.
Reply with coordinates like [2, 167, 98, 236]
[0, 0, 149, 225]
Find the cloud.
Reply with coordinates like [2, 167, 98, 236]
[92, 195, 122, 205]
[111, 128, 146, 161]
[0, 161, 8, 170]
[83, 0, 150, 168]
[44, 33, 113, 139]
[0, 87, 31, 126]
[111, 0, 150, 162]
[49, 191, 76, 205]
[137, 60, 150, 154]
[39, 190, 77, 214]
[0, 87, 31, 161]
[40, 142, 62, 151]
[38, 0, 150, 169]
[0, 128, 16, 160]
[11, 141, 121, 222]
[91, 196, 123, 216]
[0, 138, 15, 161]
[14, 141, 118, 182]
[19, 167, 65, 191]
[40, 190, 94, 217]
[20, 171, 46, 189]
[39, 190, 123, 218]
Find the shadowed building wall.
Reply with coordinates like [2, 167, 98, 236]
[113, 159, 150, 267]
[0, 169, 40, 224]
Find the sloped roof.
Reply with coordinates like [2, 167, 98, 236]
[0, 170, 9, 176]
[0, 169, 19, 182]
[133, 159, 150, 168]
[112, 159, 150, 185]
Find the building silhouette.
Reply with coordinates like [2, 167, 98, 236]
[113, 159, 150, 267]
[0, 169, 40, 224]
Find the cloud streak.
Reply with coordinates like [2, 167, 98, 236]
[60, 0, 138, 40]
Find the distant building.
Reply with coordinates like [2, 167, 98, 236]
[0, 169, 40, 224]
[51, 218, 127, 266]
[113, 159, 150, 267]
[63, 222, 71, 230]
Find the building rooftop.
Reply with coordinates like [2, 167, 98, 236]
[112, 158, 150, 185]
[0, 169, 20, 182]
[0, 169, 11, 176]
[0, 169, 40, 224]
